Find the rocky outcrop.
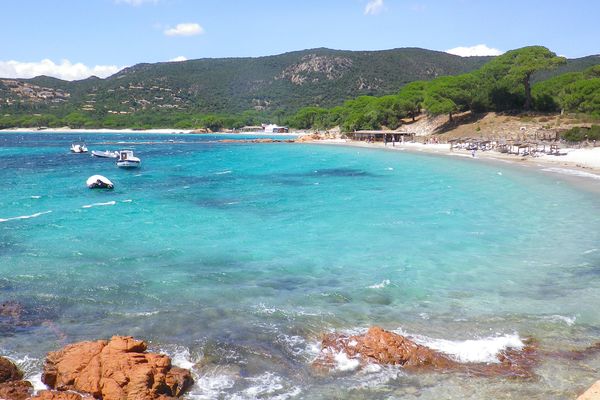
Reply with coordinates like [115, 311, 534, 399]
[315, 326, 537, 378]
[315, 326, 457, 372]
[42, 336, 193, 400]
[0, 380, 33, 400]
[578, 381, 600, 400]
[0, 356, 32, 400]
[0, 357, 24, 383]
[30, 390, 93, 400]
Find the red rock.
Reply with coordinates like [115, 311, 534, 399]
[30, 390, 95, 400]
[0, 380, 32, 400]
[315, 326, 537, 378]
[0, 357, 23, 383]
[315, 326, 456, 371]
[42, 336, 193, 400]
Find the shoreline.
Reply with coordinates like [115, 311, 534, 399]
[309, 139, 600, 192]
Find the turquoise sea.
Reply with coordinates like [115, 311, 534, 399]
[1, 131, 600, 399]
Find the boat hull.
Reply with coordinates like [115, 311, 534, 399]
[92, 150, 118, 158]
[116, 160, 141, 168]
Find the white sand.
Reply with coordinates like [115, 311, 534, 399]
[310, 139, 600, 180]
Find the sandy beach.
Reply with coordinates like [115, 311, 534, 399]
[310, 139, 600, 185]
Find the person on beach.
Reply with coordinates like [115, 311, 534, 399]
[471, 149, 476, 157]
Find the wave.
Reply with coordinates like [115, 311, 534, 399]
[327, 327, 525, 365]
[404, 331, 524, 364]
[5, 354, 46, 393]
[215, 170, 232, 175]
[367, 279, 390, 289]
[542, 315, 576, 326]
[229, 372, 301, 400]
[31, 195, 42, 199]
[541, 167, 600, 180]
[0, 210, 52, 223]
[82, 201, 116, 209]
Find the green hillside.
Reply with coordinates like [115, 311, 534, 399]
[0, 47, 491, 117]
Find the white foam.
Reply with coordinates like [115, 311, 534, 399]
[544, 315, 576, 326]
[541, 167, 600, 180]
[583, 248, 598, 255]
[367, 279, 390, 289]
[82, 201, 116, 209]
[215, 170, 232, 175]
[122, 199, 133, 203]
[8, 355, 46, 393]
[157, 344, 198, 370]
[112, 310, 159, 317]
[406, 332, 524, 364]
[188, 367, 236, 400]
[31, 195, 42, 199]
[0, 210, 52, 223]
[333, 351, 360, 371]
[230, 372, 301, 400]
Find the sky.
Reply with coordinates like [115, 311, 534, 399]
[1, 0, 599, 80]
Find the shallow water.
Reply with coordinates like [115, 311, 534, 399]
[1, 132, 600, 399]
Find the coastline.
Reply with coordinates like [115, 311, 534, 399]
[308, 139, 600, 191]
[0, 127, 302, 136]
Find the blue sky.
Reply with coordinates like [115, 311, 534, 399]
[1, 0, 599, 80]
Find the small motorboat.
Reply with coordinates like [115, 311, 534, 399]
[71, 144, 88, 153]
[91, 150, 118, 158]
[116, 149, 141, 168]
[86, 175, 114, 189]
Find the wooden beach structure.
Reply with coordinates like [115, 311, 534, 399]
[348, 130, 415, 143]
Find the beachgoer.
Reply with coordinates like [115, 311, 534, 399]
[471, 149, 476, 158]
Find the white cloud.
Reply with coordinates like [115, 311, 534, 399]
[168, 56, 188, 62]
[0, 59, 122, 81]
[364, 0, 385, 15]
[446, 44, 504, 57]
[115, 0, 158, 6]
[164, 23, 204, 37]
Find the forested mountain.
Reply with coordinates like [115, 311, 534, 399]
[0, 47, 491, 116]
[1, 47, 598, 130]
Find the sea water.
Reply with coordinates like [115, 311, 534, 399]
[1, 132, 599, 399]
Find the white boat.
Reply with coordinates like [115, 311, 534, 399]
[86, 175, 114, 189]
[91, 150, 118, 158]
[116, 149, 141, 168]
[70, 144, 88, 153]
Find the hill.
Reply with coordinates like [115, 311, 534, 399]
[0, 47, 491, 116]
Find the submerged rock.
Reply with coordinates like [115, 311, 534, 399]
[42, 336, 193, 400]
[314, 326, 538, 378]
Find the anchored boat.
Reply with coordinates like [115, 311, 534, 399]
[116, 149, 141, 168]
[91, 150, 118, 158]
[70, 144, 88, 153]
[86, 175, 114, 189]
